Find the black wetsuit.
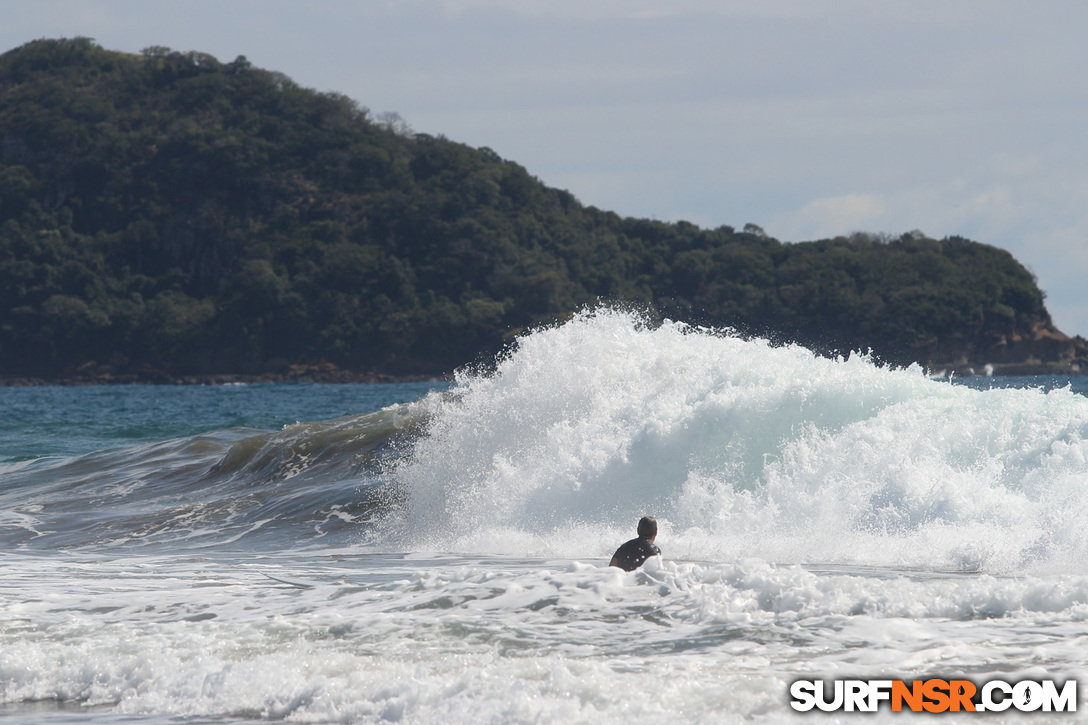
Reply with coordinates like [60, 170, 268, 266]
[610, 537, 661, 572]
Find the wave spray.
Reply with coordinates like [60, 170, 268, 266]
[389, 309, 1088, 573]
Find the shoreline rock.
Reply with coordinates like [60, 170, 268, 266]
[0, 363, 451, 387]
[4, 359, 1088, 387]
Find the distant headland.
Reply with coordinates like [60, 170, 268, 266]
[1, 38, 1085, 385]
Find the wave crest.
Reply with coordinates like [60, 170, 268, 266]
[384, 309, 1088, 574]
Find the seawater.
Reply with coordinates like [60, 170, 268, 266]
[2, 310, 1088, 723]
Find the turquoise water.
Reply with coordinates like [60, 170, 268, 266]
[0, 381, 447, 461]
[955, 374, 1088, 395]
[1, 374, 1080, 463]
[2, 374, 1078, 463]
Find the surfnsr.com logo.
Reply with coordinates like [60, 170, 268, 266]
[790, 679, 1077, 713]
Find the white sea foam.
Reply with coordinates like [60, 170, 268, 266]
[2, 554, 1086, 723]
[389, 309, 1088, 576]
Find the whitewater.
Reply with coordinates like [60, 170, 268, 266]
[2, 309, 1087, 723]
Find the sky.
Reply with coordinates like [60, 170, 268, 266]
[4, 0, 1088, 335]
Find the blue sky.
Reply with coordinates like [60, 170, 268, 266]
[5, 0, 1088, 336]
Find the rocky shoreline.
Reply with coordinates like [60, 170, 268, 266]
[0, 362, 451, 387]
[2, 360, 1086, 386]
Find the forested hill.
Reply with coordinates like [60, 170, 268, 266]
[0, 38, 1083, 382]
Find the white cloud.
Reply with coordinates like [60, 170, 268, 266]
[432, 0, 865, 20]
[775, 195, 888, 238]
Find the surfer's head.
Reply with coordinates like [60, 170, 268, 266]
[637, 516, 657, 541]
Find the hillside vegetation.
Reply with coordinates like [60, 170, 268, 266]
[0, 38, 1081, 381]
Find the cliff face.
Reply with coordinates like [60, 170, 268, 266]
[0, 38, 1077, 380]
[935, 321, 1088, 376]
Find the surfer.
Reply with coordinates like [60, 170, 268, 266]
[609, 516, 661, 571]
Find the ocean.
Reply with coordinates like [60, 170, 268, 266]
[2, 309, 1087, 723]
